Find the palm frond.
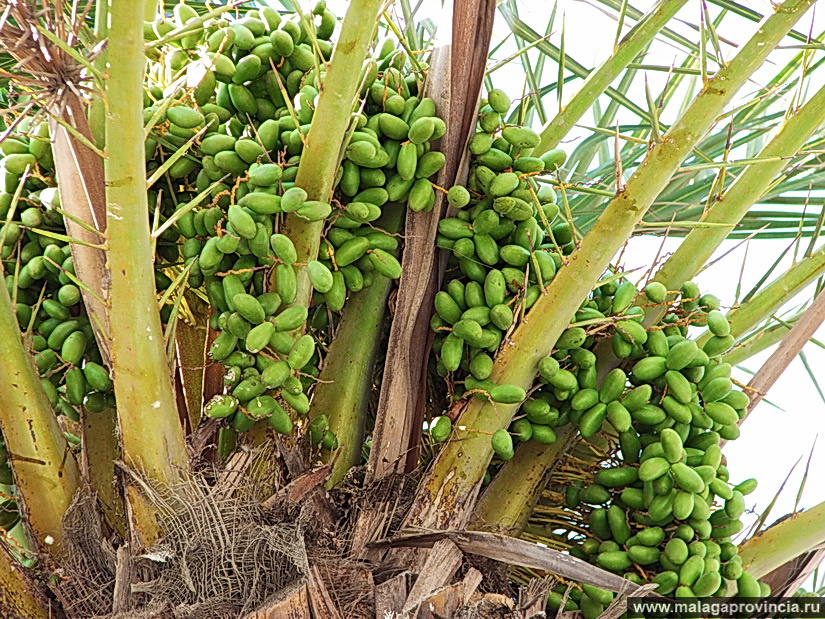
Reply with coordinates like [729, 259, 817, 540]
[487, 0, 825, 240]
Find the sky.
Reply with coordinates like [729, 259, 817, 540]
[318, 0, 825, 573]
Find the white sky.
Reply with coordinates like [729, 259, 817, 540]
[320, 0, 825, 569]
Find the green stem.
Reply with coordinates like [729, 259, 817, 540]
[697, 244, 825, 348]
[175, 312, 209, 433]
[738, 499, 825, 579]
[595, 84, 825, 377]
[0, 541, 49, 619]
[275, 0, 383, 321]
[0, 284, 81, 552]
[469, 429, 575, 534]
[105, 0, 187, 483]
[534, 0, 689, 155]
[309, 207, 404, 489]
[403, 0, 817, 531]
[723, 321, 794, 367]
[569, 59, 646, 179]
[89, 0, 109, 148]
[646, 81, 825, 325]
[499, 7, 649, 124]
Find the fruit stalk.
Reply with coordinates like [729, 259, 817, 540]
[0, 282, 81, 552]
[402, 0, 817, 532]
[105, 0, 188, 483]
[275, 0, 383, 319]
[309, 206, 404, 488]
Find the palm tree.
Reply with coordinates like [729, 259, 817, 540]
[0, 0, 824, 616]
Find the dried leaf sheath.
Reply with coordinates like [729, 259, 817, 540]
[50, 93, 111, 364]
[368, 0, 497, 483]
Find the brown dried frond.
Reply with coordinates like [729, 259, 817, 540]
[0, 0, 103, 137]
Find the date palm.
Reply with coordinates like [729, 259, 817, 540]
[0, 0, 824, 617]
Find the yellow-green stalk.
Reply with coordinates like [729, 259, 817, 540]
[0, 284, 81, 551]
[275, 0, 383, 319]
[0, 541, 49, 619]
[739, 499, 825, 579]
[723, 321, 795, 367]
[645, 81, 825, 326]
[698, 244, 825, 348]
[105, 0, 188, 483]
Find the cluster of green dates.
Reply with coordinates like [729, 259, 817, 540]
[421, 106, 768, 610]
[523, 280, 764, 614]
[520, 279, 745, 446]
[142, 2, 443, 440]
[0, 121, 115, 423]
[426, 90, 570, 442]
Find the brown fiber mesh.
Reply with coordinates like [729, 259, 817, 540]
[56, 476, 308, 619]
